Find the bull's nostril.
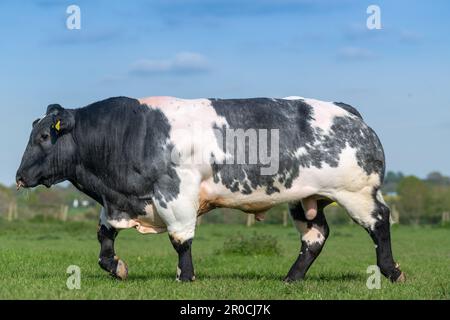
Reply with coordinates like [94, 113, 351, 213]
[16, 176, 25, 190]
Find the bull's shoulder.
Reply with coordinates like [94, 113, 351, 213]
[84, 96, 138, 108]
[138, 96, 210, 109]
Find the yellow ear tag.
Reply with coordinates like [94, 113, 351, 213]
[55, 120, 61, 131]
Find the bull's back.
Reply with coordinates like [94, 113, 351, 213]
[138, 96, 384, 210]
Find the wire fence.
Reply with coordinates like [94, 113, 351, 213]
[1, 200, 449, 226]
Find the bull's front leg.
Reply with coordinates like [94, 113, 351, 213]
[97, 208, 128, 280]
[160, 210, 197, 282]
[153, 175, 199, 282]
[169, 236, 195, 281]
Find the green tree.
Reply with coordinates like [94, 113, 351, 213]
[424, 185, 450, 223]
[0, 183, 14, 216]
[383, 171, 404, 193]
[397, 176, 428, 224]
[426, 171, 450, 186]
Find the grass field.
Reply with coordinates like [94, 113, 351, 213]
[0, 219, 448, 299]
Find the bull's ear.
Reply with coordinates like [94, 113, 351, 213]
[46, 104, 64, 116]
[47, 105, 75, 134]
[52, 114, 75, 134]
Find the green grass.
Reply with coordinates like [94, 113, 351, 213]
[0, 219, 448, 299]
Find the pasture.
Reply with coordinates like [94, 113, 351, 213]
[0, 219, 448, 299]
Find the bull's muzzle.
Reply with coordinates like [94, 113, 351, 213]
[15, 175, 25, 190]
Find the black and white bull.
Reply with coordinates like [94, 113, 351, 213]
[16, 96, 405, 282]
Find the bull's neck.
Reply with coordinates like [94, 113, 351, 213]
[68, 102, 168, 213]
[72, 163, 149, 214]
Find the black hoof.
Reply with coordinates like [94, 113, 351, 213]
[176, 267, 195, 282]
[177, 276, 196, 282]
[283, 274, 304, 283]
[99, 256, 128, 280]
[113, 257, 128, 280]
[389, 263, 405, 283]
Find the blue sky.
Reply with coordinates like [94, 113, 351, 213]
[1, 0, 449, 185]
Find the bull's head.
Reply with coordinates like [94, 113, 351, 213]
[16, 104, 76, 189]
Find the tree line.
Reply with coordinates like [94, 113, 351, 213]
[382, 171, 450, 224]
[0, 171, 449, 225]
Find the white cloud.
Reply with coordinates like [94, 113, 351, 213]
[130, 52, 210, 75]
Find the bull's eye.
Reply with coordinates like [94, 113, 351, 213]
[40, 133, 50, 142]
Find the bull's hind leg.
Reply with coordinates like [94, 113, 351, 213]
[284, 199, 331, 282]
[335, 189, 405, 282]
[97, 208, 128, 280]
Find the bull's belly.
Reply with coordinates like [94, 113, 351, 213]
[107, 203, 168, 234]
[198, 174, 317, 215]
[198, 148, 381, 215]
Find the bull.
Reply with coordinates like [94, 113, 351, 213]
[16, 96, 405, 282]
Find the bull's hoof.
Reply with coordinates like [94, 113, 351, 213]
[283, 276, 303, 283]
[283, 271, 305, 283]
[392, 262, 405, 283]
[113, 257, 128, 280]
[395, 271, 406, 283]
[176, 266, 195, 282]
[176, 276, 196, 282]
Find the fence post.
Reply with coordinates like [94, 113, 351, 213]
[390, 204, 400, 224]
[196, 215, 202, 226]
[283, 210, 288, 227]
[12, 202, 18, 220]
[246, 214, 255, 227]
[442, 211, 450, 224]
[60, 205, 68, 221]
[7, 202, 13, 222]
